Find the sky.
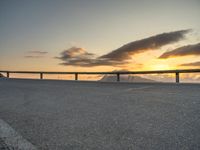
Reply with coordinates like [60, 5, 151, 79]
[0, 0, 200, 75]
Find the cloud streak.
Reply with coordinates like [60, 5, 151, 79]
[180, 61, 200, 67]
[28, 51, 48, 54]
[56, 29, 191, 67]
[25, 50, 48, 58]
[159, 43, 200, 59]
[25, 55, 44, 58]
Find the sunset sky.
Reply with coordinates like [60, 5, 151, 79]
[0, 0, 200, 74]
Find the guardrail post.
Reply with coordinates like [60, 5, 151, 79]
[75, 73, 78, 80]
[40, 73, 43, 79]
[175, 72, 179, 83]
[117, 73, 120, 82]
[6, 72, 10, 78]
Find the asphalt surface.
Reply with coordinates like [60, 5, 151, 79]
[0, 78, 200, 150]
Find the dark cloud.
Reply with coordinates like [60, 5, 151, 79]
[56, 29, 191, 67]
[159, 43, 200, 59]
[56, 47, 95, 60]
[25, 50, 48, 58]
[100, 29, 191, 61]
[180, 61, 200, 67]
[55, 47, 126, 67]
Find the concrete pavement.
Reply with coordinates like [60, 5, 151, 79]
[0, 78, 200, 150]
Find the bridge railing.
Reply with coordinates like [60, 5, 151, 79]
[1, 69, 200, 83]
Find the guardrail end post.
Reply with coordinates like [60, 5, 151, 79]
[75, 73, 78, 81]
[117, 73, 120, 82]
[176, 72, 179, 83]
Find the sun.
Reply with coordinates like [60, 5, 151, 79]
[142, 59, 175, 71]
[150, 64, 171, 70]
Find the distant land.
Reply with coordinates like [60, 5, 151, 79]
[0, 73, 5, 78]
[100, 74, 156, 82]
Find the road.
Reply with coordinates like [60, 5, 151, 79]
[0, 78, 200, 150]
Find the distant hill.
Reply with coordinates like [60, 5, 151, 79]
[0, 73, 5, 78]
[100, 74, 156, 82]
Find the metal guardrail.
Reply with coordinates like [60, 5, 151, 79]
[1, 69, 200, 83]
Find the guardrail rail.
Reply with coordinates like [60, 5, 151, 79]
[1, 69, 200, 83]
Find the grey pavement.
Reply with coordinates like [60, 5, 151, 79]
[0, 78, 200, 150]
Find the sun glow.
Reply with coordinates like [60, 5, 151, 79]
[150, 64, 171, 71]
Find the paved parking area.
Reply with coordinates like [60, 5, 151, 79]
[0, 78, 200, 150]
